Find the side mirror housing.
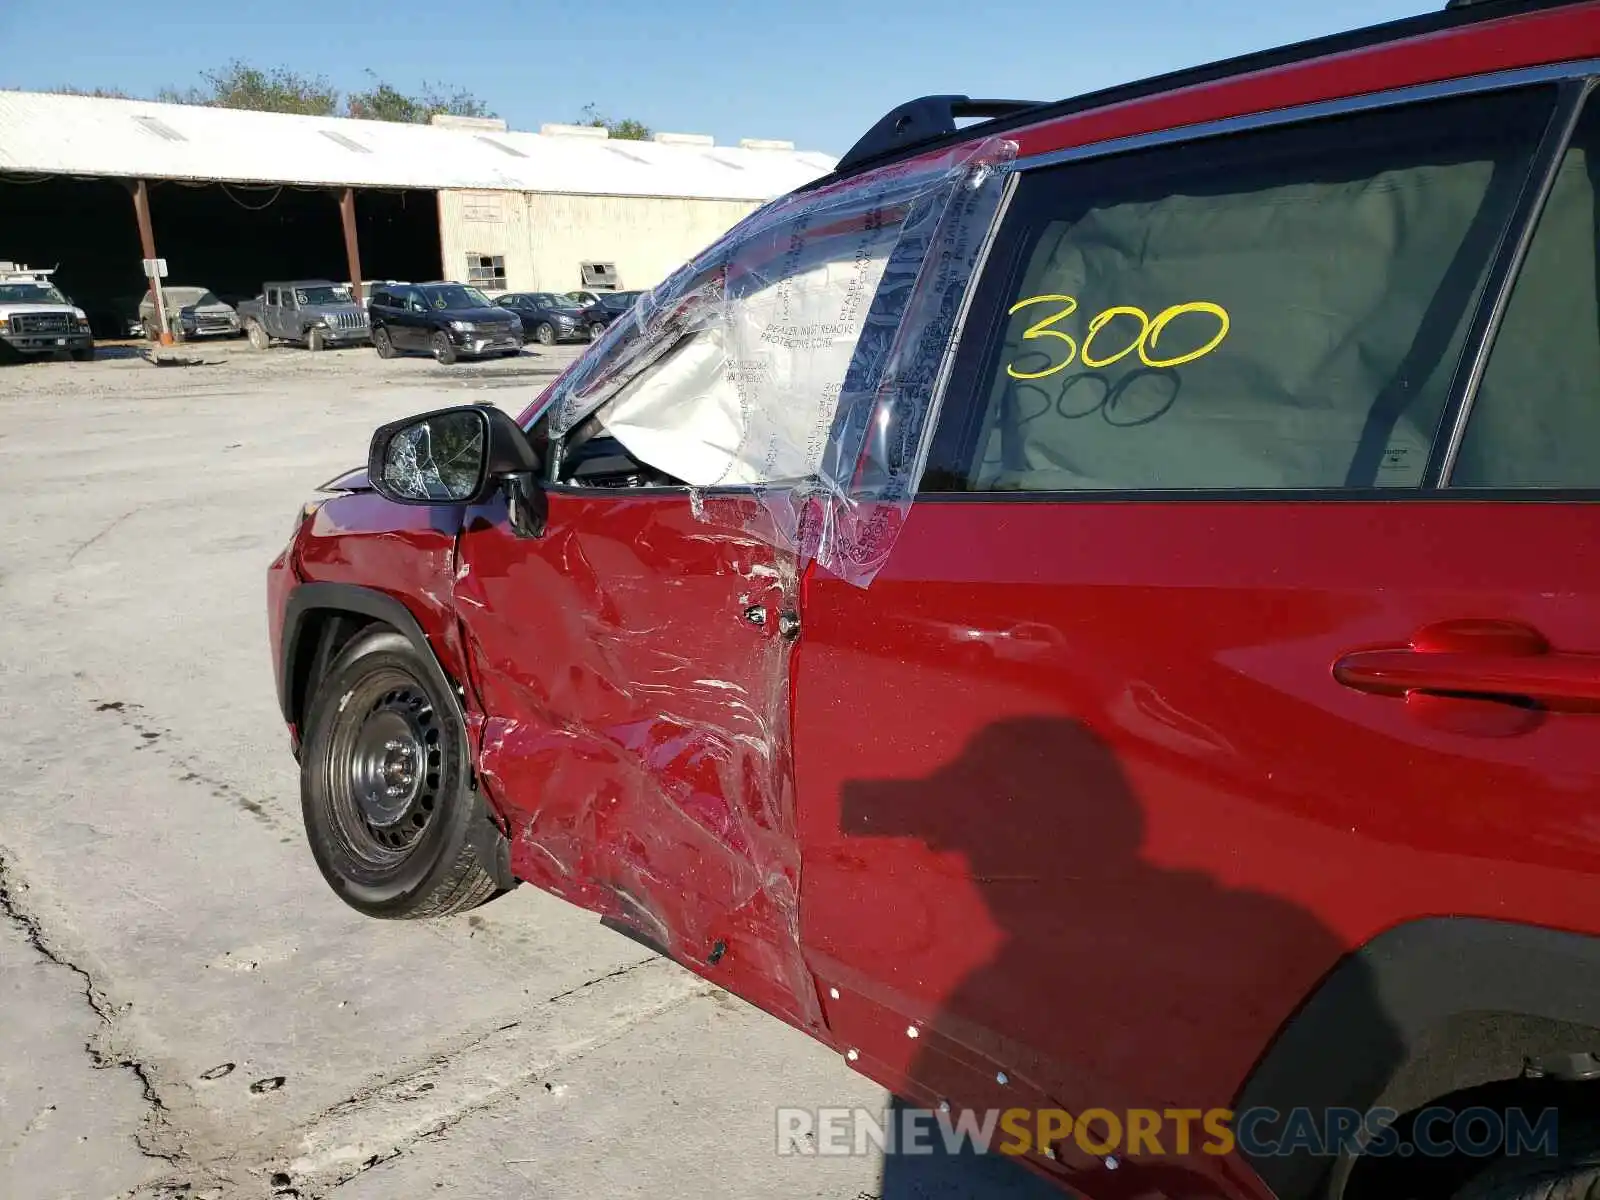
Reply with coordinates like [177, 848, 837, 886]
[368, 404, 546, 536]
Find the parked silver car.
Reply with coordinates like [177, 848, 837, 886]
[139, 286, 242, 341]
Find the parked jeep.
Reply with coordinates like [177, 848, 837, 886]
[0, 263, 94, 362]
[238, 281, 369, 351]
[269, 2, 1600, 1199]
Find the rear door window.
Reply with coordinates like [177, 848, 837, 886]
[924, 87, 1556, 493]
[1452, 98, 1600, 487]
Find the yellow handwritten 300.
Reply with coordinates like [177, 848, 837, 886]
[1005, 294, 1230, 379]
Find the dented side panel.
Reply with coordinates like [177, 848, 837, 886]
[452, 490, 820, 1029]
[296, 494, 473, 685]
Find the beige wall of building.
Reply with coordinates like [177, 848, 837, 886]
[438, 189, 760, 295]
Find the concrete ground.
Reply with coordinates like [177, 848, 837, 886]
[0, 341, 1062, 1200]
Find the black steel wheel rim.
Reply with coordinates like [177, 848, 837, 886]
[324, 667, 447, 866]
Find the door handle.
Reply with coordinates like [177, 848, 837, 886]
[1333, 620, 1600, 710]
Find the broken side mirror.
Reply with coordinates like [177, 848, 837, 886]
[368, 403, 546, 537]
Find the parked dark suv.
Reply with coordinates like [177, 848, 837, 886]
[270, 3, 1600, 1198]
[368, 282, 523, 364]
[571, 289, 643, 339]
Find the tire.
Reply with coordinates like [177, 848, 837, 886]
[1451, 1120, 1600, 1200]
[70, 348, 95, 363]
[245, 320, 269, 350]
[430, 331, 458, 365]
[533, 322, 555, 346]
[307, 326, 327, 353]
[300, 628, 507, 919]
[373, 327, 396, 359]
[588, 322, 606, 341]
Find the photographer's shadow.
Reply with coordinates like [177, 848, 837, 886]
[841, 716, 1400, 1199]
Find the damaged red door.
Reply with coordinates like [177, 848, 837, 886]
[453, 488, 821, 1030]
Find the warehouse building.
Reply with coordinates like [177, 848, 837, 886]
[0, 90, 836, 335]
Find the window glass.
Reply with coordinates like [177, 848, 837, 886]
[564, 207, 906, 488]
[1454, 100, 1600, 487]
[466, 254, 506, 290]
[926, 88, 1553, 493]
[421, 284, 493, 310]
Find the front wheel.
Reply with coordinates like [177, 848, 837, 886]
[300, 629, 509, 919]
[588, 322, 606, 342]
[373, 327, 396, 359]
[532, 322, 555, 346]
[430, 331, 458, 365]
[307, 326, 326, 353]
[245, 320, 269, 350]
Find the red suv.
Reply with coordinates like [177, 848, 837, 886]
[268, 2, 1600, 1196]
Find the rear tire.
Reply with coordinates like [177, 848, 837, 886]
[430, 331, 458, 365]
[373, 327, 396, 359]
[300, 628, 508, 919]
[307, 326, 326, 353]
[245, 320, 269, 350]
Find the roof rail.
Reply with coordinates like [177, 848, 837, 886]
[810, 0, 1591, 190]
[835, 95, 1043, 174]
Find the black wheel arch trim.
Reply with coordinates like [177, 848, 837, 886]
[1237, 917, 1600, 1200]
[279, 582, 457, 728]
[280, 581, 515, 892]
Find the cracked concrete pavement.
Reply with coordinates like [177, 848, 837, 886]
[0, 344, 1060, 1200]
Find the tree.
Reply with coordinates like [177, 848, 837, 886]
[156, 60, 339, 115]
[46, 85, 134, 99]
[32, 62, 494, 124]
[346, 72, 496, 123]
[579, 103, 652, 141]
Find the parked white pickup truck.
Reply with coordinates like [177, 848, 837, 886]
[0, 263, 94, 362]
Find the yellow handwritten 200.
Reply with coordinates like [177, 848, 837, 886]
[1005, 294, 1230, 380]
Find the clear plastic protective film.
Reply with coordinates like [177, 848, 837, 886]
[540, 136, 1018, 586]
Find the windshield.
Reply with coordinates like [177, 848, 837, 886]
[294, 285, 351, 305]
[422, 285, 493, 310]
[162, 287, 221, 308]
[0, 282, 69, 305]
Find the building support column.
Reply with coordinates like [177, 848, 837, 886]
[130, 179, 174, 345]
[338, 188, 364, 304]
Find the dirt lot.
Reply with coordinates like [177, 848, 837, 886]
[0, 343, 1056, 1200]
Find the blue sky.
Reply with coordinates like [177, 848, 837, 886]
[1, 0, 1436, 155]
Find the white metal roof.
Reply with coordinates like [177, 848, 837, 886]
[0, 91, 838, 201]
